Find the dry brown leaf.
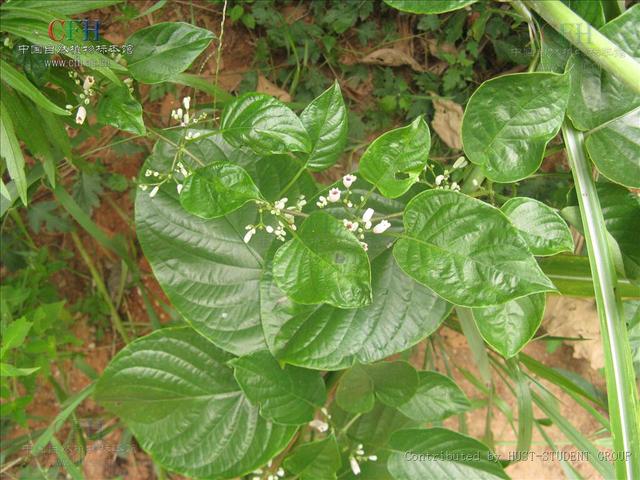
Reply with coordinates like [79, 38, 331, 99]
[256, 75, 292, 103]
[361, 48, 426, 72]
[431, 97, 464, 150]
[543, 297, 604, 370]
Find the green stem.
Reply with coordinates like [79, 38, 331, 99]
[561, 122, 639, 480]
[525, 0, 640, 94]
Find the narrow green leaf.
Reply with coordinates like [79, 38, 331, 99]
[0, 363, 39, 377]
[462, 72, 570, 182]
[180, 162, 262, 219]
[300, 82, 348, 171]
[97, 85, 146, 135]
[473, 293, 546, 358]
[359, 116, 431, 198]
[0, 99, 28, 205]
[283, 434, 342, 480]
[396, 371, 471, 422]
[501, 197, 574, 256]
[49, 437, 84, 480]
[387, 428, 508, 479]
[229, 350, 326, 425]
[384, 0, 477, 14]
[272, 211, 372, 308]
[393, 190, 556, 307]
[95, 328, 296, 479]
[221, 93, 311, 155]
[127, 22, 214, 83]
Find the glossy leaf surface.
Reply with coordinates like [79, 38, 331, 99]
[384, 0, 476, 14]
[501, 197, 574, 256]
[230, 350, 326, 425]
[397, 371, 470, 422]
[97, 86, 146, 135]
[300, 82, 348, 171]
[473, 293, 546, 358]
[127, 22, 214, 83]
[462, 72, 570, 182]
[95, 328, 295, 479]
[272, 211, 371, 308]
[284, 435, 341, 480]
[359, 117, 431, 198]
[394, 190, 556, 307]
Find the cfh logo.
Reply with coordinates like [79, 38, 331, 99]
[47, 19, 101, 42]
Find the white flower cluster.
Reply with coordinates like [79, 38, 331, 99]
[251, 460, 285, 480]
[434, 156, 468, 192]
[140, 161, 191, 198]
[349, 443, 378, 476]
[171, 96, 207, 127]
[243, 195, 307, 244]
[66, 72, 97, 125]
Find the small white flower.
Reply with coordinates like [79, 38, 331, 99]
[453, 156, 468, 169]
[265, 225, 274, 233]
[316, 196, 328, 208]
[149, 185, 159, 198]
[327, 188, 341, 203]
[373, 220, 391, 234]
[350, 456, 361, 476]
[243, 228, 256, 243]
[450, 182, 460, 192]
[82, 75, 95, 91]
[360, 241, 368, 251]
[342, 174, 357, 189]
[65, 104, 73, 110]
[123, 77, 133, 86]
[362, 208, 374, 229]
[83, 98, 90, 105]
[182, 96, 191, 110]
[309, 419, 329, 432]
[343, 219, 359, 232]
[75, 106, 87, 125]
[183, 113, 189, 125]
[435, 174, 445, 186]
[274, 197, 288, 211]
[368, 455, 378, 461]
[276, 468, 285, 478]
[178, 162, 189, 177]
[176, 184, 183, 194]
[145, 169, 152, 177]
[139, 184, 148, 191]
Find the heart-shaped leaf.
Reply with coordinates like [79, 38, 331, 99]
[473, 293, 546, 358]
[97, 86, 146, 135]
[585, 109, 640, 188]
[221, 93, 311, 155]
[462, 72, 570, 182]
[336, 362, 419, 413]
[94, 328, 296, 479]
[180, 162, 262, 218]
[300, 82, 348, 171]
[566, 6, 640, 131]
[127, 22, 214, 84]
[284, 435, 342, 480]
[262, 248, 450, 370]
[397, 371, 470, 422]
[387, 428, 508, 479]
[394, 190, 556, 307]
[359, 116, 431, 198]
[501, 197, 574, 256]
[272, 211, 372, 308]
[384, 0, 477, 14]
[229, 350, 326, 425]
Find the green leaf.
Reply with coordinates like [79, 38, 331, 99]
[585, 108, 640, 188]
[473, 293, 546, 358]
[359, 116, 431, 198]
[262, 247, 450, 370]
[283, 434, 342, 480]
[221, 93, 311, 155]
[94, 328, 296, 479]
[300, 82, 348, 171]
[387, 428, 508, 480]
[384, 0, 477, 14]
[0, 363, 40, 377]
[501, 197, 574, 256]
[0, 60, 69, 116]
[336, 362, 418, 413]
[229, 350, 326, 425]
[1, 317, 32, 359]
[345, 402, 416, 449]
[0, 99, 28, 205]
[396, 371, 470, 422]
[394, 190, 556, 307]
[566, 6, 640, 131]
[97, 86, 146, 136]
[272, 211, 371, 309]
[180, 162, 262, 219]
[127, 22, 214, 84]
[5, 0, 121, 15]
[462, 72, 570, 182]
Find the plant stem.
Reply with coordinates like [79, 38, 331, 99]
[561, 122, 639, 479]
[525, 0, 640, 94]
